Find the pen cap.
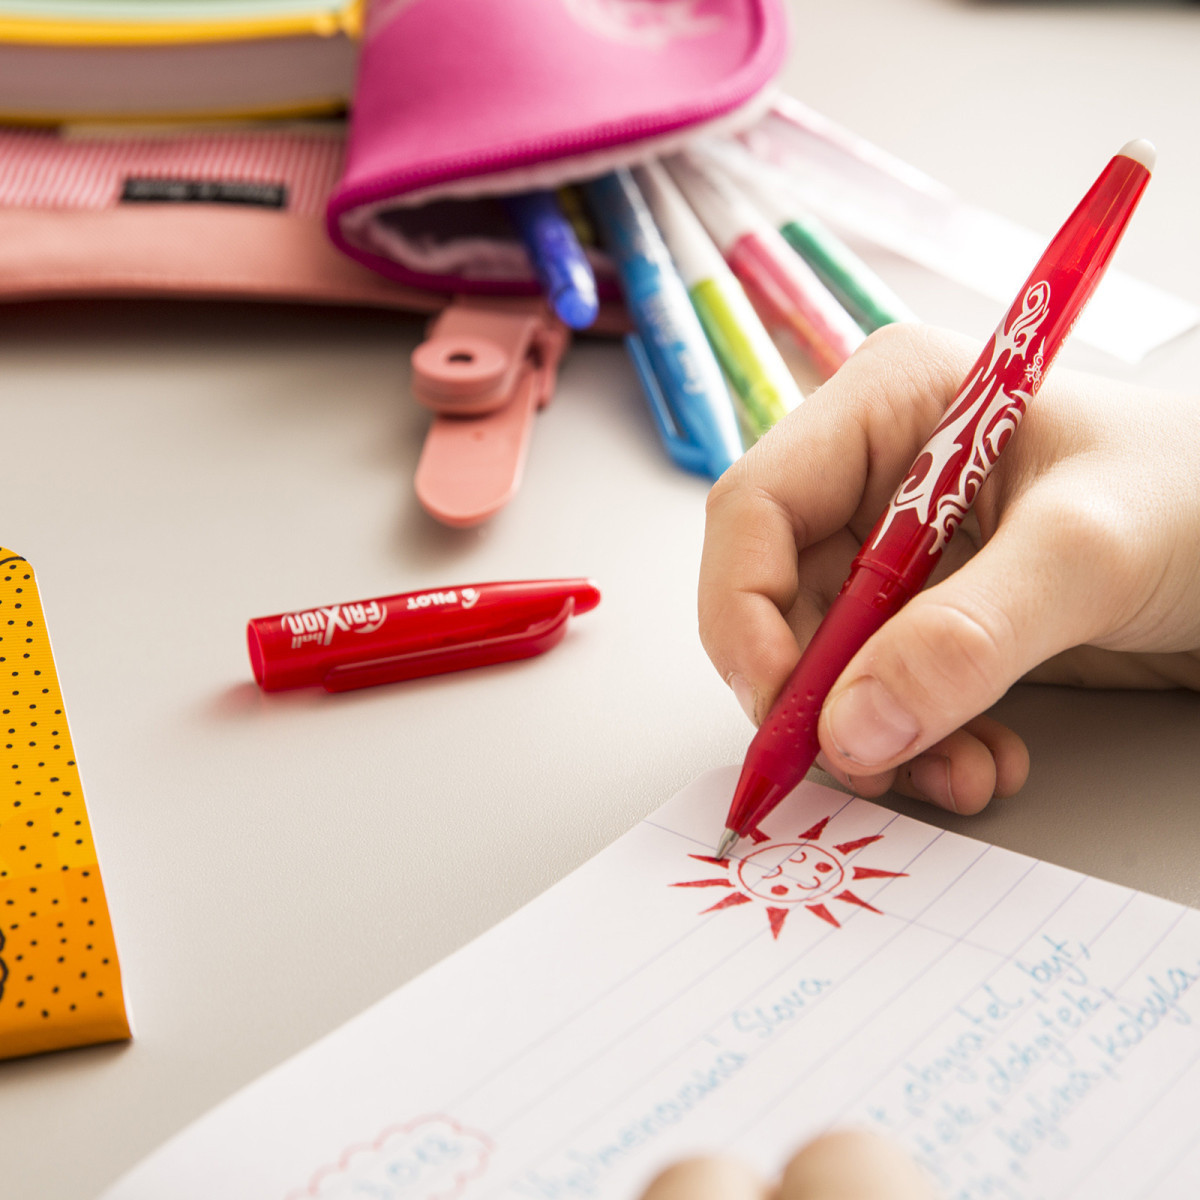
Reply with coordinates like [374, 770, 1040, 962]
[248, 579, 600, 692]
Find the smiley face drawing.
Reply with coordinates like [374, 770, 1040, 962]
[672, 815, 908, 938]
[736, 843, 846, 905]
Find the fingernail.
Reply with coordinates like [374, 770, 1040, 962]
[826, 677, 920, 766]
[726, 673, 759, 725]
[907, 754, 956, 811]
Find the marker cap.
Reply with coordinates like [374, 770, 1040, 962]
[248, 579, 601, 692]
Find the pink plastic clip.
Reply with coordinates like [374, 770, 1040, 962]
[411, 296, 569, 527]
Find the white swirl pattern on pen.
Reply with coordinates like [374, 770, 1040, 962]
[868, 281, 1052, 556]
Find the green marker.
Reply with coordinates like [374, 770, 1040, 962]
[736, 173, 916, 333]
[633, 160, 803, 438]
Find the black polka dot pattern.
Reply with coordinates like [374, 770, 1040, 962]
[0, 551, 129, 1057]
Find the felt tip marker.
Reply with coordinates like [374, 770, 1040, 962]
[249, 579, 600, 692]
[502, 189, 600, 330]
[716, 139, 1156, 857]
[698, 140, 917, 334]
[633, 160, 804, 438]
[583, 169, 744, 480]
[744, 177, 917, 333]
[667, 153, 866, 378]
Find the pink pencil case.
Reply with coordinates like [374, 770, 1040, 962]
[327, 0, 789, 294]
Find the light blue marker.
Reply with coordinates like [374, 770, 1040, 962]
[501, 189, 599, 330]
[583, 170, 743, 479]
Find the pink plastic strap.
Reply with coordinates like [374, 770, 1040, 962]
[412, 296, 568, 527]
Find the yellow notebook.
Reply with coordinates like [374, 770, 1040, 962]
[0, 548, 129, 1060]
[0, 0, 362, 123]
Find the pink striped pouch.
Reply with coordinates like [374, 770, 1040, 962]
[0, 124, 442, 311]
[327, 0, 788, 295]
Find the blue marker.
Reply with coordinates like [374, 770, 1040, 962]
[583, 169, 743, 479]
[501, 189, 599, 330]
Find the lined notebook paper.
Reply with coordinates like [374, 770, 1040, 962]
[104, 769, 1200, 1199]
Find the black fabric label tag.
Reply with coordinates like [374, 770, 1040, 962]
[120, 178, 288, 209]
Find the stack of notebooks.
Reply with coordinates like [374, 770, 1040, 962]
[0, 0, 360, 122]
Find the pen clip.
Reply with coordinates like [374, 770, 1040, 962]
[624, 333, 713, 477]
[321, 596, 577, 692]
[412, 296, 569, 527]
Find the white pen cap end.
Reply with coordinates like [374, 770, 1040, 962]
[1118, 139, 1156, 172]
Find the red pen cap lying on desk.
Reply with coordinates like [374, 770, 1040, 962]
[248, 578, 600, 692]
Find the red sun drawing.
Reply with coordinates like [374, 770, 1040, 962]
[671, 816, 907, 938]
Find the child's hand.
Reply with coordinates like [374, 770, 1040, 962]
[640, 1131, 934, 1200]
[699, 324, 1200, 814]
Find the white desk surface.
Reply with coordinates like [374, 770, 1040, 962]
[2, 2, 1200, 1196]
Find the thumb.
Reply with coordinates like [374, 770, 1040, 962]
[817, 509, 1101, 781]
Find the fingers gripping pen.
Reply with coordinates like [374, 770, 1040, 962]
[716, 139, 1156, 855]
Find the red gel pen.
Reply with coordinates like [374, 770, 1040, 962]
[717, 140, 1156, 854]
[248, 579, 600, 692]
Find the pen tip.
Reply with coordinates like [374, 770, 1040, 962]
[1119, 139, 1156, 172]
[715, 828, 738, 860]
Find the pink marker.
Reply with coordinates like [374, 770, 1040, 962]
[666, 153, 865, 378]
